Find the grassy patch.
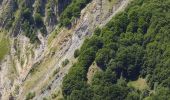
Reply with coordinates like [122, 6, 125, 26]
[23, 55, 58, 96]
[128, 78, 149, 91]
[0, 31, 9, 61]
[53, 68, 60, 76]
[47, 27, 61, 46]
[50, 89, 64, 100]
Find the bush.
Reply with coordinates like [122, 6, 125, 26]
[94, 27, 101, 36]
[62, 59, 70, 67]
[60, 17, 71, 27]
[25, 92, 35, 100]
[95, 48, 112, 69]
[34, 13, 43, 27]
[62, 0, 170, 99]
[53, 68, 60, 76]
[21, 7, 39, 43]
[22, 8, 32, 20]
[74, 49, 80, 58]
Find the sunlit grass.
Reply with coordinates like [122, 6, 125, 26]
[0, 30, 9, 61]
[128, 78, 149, 91]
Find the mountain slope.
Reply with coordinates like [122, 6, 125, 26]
[0, 0, 131, 99]
[62, 0, 170, 99]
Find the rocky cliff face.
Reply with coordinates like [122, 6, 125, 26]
[0, 0, 130, 99]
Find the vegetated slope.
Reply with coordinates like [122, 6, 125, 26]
[33, 0, 130, 99]
[0, 0, 91, 99]
[62, 0, 170, 100]
[0, 0, 130, 99]
[0, 31, 9, 61]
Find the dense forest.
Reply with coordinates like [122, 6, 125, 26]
[62, 0, 170, 100]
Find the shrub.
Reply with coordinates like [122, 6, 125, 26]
[94, 27, 101, 36]
[53, 68, 60, 76]
[34, 13, 43, 27]
[25, 92, 35, 100]
[62, 59, 70, 67]
[22, 8, 32, 20]
[74, 49, 80, 58]
[95, 48, 112, 69]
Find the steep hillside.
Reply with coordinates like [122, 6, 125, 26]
[1, 0, 170, 100]
[0, 0, 131, 99]
[62, 0, 170, 100]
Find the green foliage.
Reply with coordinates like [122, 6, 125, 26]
[149, 87, 170, 100]
[80, 36, 103, 52]
[95, 48, 113, 69]
[62, 45, 99, 98]
[74, 49, 80, 58]
[43, 97, 48, 100]
[78, 48, 96, 69]
[60, 0, 92, 27]
[92, 84, 129, 100]
[0, 31, 9, 61]
[20, 5, 46, 43]
[22, 8, 32, 21]
[21, 7, 39, 43]
[68, 88, 93, 100]
[21, 20, 38, 43]
[114, 44, 144, 80]
[34, 13, 43, 28]
[62, 59, 70, 67]
[62, 0, 170, 99]
[126, 91, 140, 100]
[5, 18, 15, 29]
[61, 18, 71, 27]
[94, 27, 101, 36]
[25, 92, 35, 100]
[53, 68, 59, 76]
